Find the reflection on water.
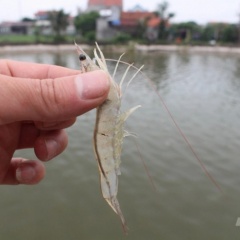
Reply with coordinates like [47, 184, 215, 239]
[1, 48, 240, 240]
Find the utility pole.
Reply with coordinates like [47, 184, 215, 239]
[18, 0, 22, 20]
[238, 5, 240, 45]
[239, 15, 240, 45]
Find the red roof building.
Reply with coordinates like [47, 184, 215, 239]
[121, 12, 155, 27]
[147, 17, 161, 28]
[88, 0, 123, 9]
[34, 11, 49, 20]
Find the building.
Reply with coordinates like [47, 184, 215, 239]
[120, 11, 155, 36]
[87, 0, 123, 11]
[88, 1, 162, 41]
[35, 11, 49, 21]
[34, 10, 76, 35]
[34, 11, 51, 35]
[88, 0, 123, 41]
[128, 4, 147, 12]
[0, 21, 34, 35]
[146, 16, 161, 41]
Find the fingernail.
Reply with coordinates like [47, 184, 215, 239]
[75, 70, 109, 100]
[16, 165, 35, 183]
[45, 139, 58, 160]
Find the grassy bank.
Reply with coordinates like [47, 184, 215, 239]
[1, 34, 240, 47]
[0, 34, 49, 45]
[0, 34, 78, 45]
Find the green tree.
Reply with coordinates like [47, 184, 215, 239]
[136, 17, 149, 39]
[156, 1, 175, 40]
[201, 24, 215, 41]
[21, 17, 35, 22]
[74, 11, 99, 39]
[221, 24, 238, 43]
[169, 21, 202, 42]
[201, 23, 238, 43]
[48, 10, 69, 42]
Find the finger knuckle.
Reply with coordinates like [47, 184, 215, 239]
[37, 79, 62, 118]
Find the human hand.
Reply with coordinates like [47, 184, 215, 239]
[0, 60, 109, 185]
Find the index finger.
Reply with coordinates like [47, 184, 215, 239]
[0, 60, 81, 79]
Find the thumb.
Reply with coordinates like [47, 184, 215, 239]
[0, 70, 109, 124]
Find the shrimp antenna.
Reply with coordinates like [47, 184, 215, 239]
[95, 42, 108, 71]
[126, 65, 144, 88]
[113, 53, 125, 79]
[120, 64, 144, 98]
[106, 58, 224, 194]
[94, 48, 107, 72]
[119, 63, 134, 90]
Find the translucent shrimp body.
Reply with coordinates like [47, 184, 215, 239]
[75, 43, 140, 233]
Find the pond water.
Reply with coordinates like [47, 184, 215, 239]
[0, 46, 240, 240]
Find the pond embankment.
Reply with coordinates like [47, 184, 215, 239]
[135, 44, 240, 54]
[0, 43, 240, 55]
[0, 44, 89, 53]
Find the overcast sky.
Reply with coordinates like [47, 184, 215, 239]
[0, 0, 239, 24]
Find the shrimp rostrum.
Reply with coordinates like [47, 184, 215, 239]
[75, 43, 141, 233]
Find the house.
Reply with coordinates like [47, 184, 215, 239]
[87, 0, 123, 11]
[146, 16, 161, 41]
[87, 0, 161, 41]
[0, 21, 34, 35]
[34, 10, 76, 35]
[87, 0, 123, 41]
[35, 11, 49, 21]
[120, 11, 155, 36]
[128, 4, 147, 12]
[34, 11, 51, 35]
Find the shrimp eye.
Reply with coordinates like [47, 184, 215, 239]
[79, 54, 86, 61]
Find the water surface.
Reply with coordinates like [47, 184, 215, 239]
[1, 47, 240, 240]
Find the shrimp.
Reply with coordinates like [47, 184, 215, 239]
[75, 42, 141, 233]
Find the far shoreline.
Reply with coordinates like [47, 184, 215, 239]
[0, 43, 240, 55]
[135, 44, 240, 54]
